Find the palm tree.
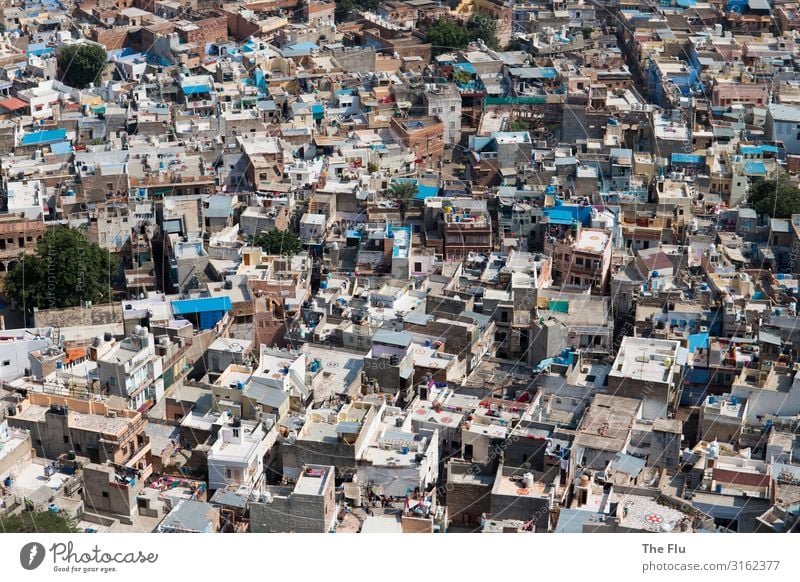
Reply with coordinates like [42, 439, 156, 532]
[387, 181, 418, 216]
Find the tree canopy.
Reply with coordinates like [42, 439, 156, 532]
[426, 19, 473, 56]
[4, 227, 120, 312]
[0, 510, 79, 533]
[252, 230, 303, 256]
[388, 181, 418, 201]
[426, 15, 500, 56]
[58, 43, 108, 89]
[467, 14, 500, 50]
[747, 175, 800, 219]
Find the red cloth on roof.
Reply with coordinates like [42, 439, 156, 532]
[0, 97, 27, 111]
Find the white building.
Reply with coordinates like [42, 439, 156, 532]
[96, 326, 163, 411]
[358, 409, 439, 498]
[207, 417, 276, 492]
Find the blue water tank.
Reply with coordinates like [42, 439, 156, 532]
[320, 280, 328, 289]
[56, 361, 63, 369]
[401, 446, 409, 455]
[424, 339, 431, 347]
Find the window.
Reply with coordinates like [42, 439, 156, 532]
[102, 491, 109, 498]
[226, 469, 232, 479]
[1, 360, 9, 367]
[232, 428, 240, 438]
[63, 436, 69, 443]
[75, 444, 82, 452]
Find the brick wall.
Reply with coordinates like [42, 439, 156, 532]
[90, 28, 130, 51]
[183, 15, 229, 48]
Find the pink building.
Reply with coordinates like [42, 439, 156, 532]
[544, 225, 613, 293]
[712, 81, 769, 108]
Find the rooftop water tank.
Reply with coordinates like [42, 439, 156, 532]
[523, 473, 534, 489]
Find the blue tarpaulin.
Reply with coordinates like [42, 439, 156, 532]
[21, 128, 67, 146]
[546, 209, 577, 225]
[26, 44, 54, 57]
[416, 184, 439, 199]
[744, 161, 767, 175]
[671, 153, 705, 164]
[50, 141, 72, 155]
[183, 85, 211, 95]
[172, 297, 232, 331]
[688, 332, 709, 353]
[740, 146, 763, 155]
[544, 203, 592, 226]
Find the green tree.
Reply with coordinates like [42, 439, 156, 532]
[4, 227, 120, 312]
[582, 26, 594, 39]
[387, 181, 418, 215]
[452, 68, 473, 86]
[748, 175, 800, 219]
[57, 43, 108, 89]
[426, 18, 472, 56]
[0, 510, 79, 533]
[252, 230, 303, 256]
[388, 181, 418, 202]
[467, 14, 499, 50]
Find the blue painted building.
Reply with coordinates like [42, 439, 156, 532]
[647, 58, 703, 107]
